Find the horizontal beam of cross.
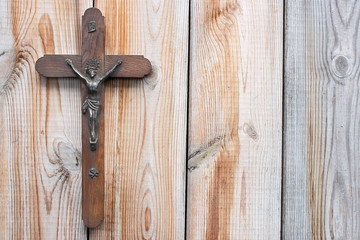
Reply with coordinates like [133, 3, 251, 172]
[36, 55, 151, 78]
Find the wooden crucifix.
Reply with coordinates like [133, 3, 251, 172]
[35, 8, 151, 228]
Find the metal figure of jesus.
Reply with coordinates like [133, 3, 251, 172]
[66, 58, 123, 150]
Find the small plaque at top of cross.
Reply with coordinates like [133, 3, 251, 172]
[35, 7, 152, 228]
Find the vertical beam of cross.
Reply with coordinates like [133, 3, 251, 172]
[81, 8, 105, 228]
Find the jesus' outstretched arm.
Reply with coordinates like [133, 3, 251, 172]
[65, 58, 87, 84]
[100, 60, 123, 82]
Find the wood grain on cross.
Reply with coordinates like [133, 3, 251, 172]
[35, 8, 151, 228]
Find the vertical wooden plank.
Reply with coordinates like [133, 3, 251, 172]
[187, 0, 283, 239]
[0, 0, 91, 238]
[91, 0, 189, 239]
[283, 0, 360, 239]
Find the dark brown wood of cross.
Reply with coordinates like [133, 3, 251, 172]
[35, 8, 151, 228]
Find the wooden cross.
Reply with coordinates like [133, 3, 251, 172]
[35, 8, 151, 228]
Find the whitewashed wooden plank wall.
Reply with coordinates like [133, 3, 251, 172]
[91, 0, 189, 239]
[0, 0, 92, 239]
[186, 0, 283, 239]
[283, 0, 360, 239]
[1, 0, 360, 239]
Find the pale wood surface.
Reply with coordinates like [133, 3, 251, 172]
[6, 0, 360, 239]
[90, 0, 189, 239]
[186, 0, 283, 239]
[0, 0, 92, 239]
[283, 0, 360, 239]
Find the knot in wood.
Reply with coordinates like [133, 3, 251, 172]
[331, 55, 352, 80]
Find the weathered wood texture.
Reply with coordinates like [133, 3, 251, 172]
[0, 0, 92, 239]
[283, 0, 360, 239]
[187, 0, 283, 239]
[90, 0, 189, 239]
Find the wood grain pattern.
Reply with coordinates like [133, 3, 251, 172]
[89, 0, 189, 238]
[186, 0, 283, 239]
[283, 0, 360, 239]
[0, 0, 92, 238]
[36, 55, 151, 78]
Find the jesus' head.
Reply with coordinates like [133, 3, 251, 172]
[85, 58, 100, 78]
